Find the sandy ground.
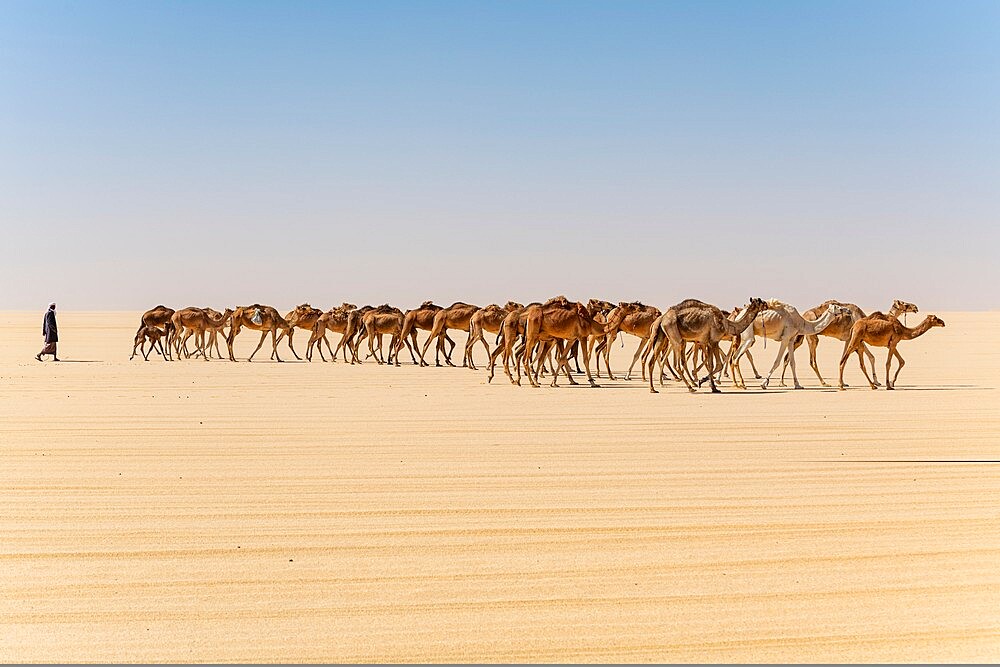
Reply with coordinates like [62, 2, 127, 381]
[1, 309, 998, 662]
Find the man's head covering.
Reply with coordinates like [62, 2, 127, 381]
[48, 302, 56, 310]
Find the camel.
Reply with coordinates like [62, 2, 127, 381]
[130, 325, 167, 361]
[421, 302, 481, 367]
[201, 307, 233, 359]
[645, 298, 768, 393]
[838, 314, 945, 390]
[362, 305, 415, 366]
[226, 305, 291, 362]
[275, 304, 324, 360]
[781, 299, 920, 387]
[729, 301, 850, 390]
[598, 301, 662, 381]
[170, 307, 212, 359]
[394, 302, 456, 367]
[335, 306, 377, 364]
[564, 299, 615, 374]
[465, 302, 522, 371]
[521, 298, 603, 388]
[305, 303, 357, 362]
[487, 301, 541, 384]
[136, 306, 176, 360]
[170, 307, 234, 360]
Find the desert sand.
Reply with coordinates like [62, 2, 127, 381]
[1, 310, 998, 662]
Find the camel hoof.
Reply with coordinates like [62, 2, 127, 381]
[650, 388, 658, 394]
[754, 375, 762, 380]
[820, 381, 830, 387]
[838, 385, 846, 391]
[760, 382, 768, 390]
[886, 385, 894, 391]
[590, 383, 601, 389]
[794, 385, 804, 390]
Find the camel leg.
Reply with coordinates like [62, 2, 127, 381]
[674, 341, 697, 392]
[270, 328, 283, 362]
[323, 334, 336, 362]
[154, 339, 167, 360]
[628, 337, 649, 382]
[248, 330, 269, 362]
[581, 337, 599, 387]
[646, 334, 665, 393]
[761, 339, 789, 390]
[862, 343, 881, 386]
[419, 327, 441, 367]
[464, 328, 479, 370]
[443, 334, 457, 366]
[805, 335, 827, 386]
[285, 328, 302, 361]
[884, 343, 896, 390]
[785, 338, 803, 389]
[891, 346, 905, 387]
[130, 339, 141, 360]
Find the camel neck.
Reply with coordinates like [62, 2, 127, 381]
[900, 317, 934, 340]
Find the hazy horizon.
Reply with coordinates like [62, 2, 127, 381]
[3, 1, 998, 312]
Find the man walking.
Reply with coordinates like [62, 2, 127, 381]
[36, 302, 59, 362]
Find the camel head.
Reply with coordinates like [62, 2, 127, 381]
[746, 297, 768, 317]
[925, 315, 946, 328]
[892, 299, 919, 315]
[420, 300, 438, 309]
[587, 298, 614, 313]
[503, 301, 523, 312]
[339, 302, 358, 311]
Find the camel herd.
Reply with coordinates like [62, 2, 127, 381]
[131, 297, 945, 392]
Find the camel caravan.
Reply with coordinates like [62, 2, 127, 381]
[132, 297, 945, 392]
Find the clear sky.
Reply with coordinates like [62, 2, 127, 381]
[2, 1, 997, 312]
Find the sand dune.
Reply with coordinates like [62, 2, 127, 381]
[2, 310, 998, 662]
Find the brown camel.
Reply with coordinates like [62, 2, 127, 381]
[362, 305, 415, 366]
[487, 301, 543, 384]
[421, 302, 481, 367]
[782, 299, 919, 387]
[838, 314, 945, 390]
[171, 307, 234, 360]
[137, 306, 176, 360]
[305, 303, 357, 362]
[130, 326, 167, 361]
[275, 304, 324, 360]
[521, 298, 603, 388]
[465, 301, 522, 370]
[564, 299, 614, 374]
[394, 301, 456, 367]
[202, 307, 233, 359]
[337, 306, 378, 364]
[227, 305, 292, 362]
[598, 301, 662, 381]
[168, 307, 233, 360]
[646, 298, 767, 393]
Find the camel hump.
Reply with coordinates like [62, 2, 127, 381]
[543, 295, 570, 307]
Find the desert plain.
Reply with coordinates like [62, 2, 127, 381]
[1, 309, 999, 662]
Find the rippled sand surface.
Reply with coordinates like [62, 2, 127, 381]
[2, 310, 998, 662]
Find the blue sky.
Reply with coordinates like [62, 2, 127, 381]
[2, 1, 997, 310]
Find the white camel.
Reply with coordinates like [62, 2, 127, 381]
[730, 300, 850, 390]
